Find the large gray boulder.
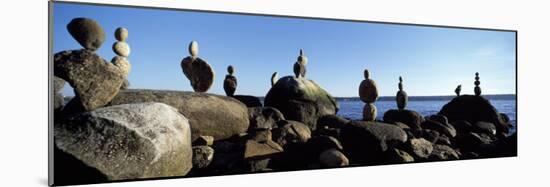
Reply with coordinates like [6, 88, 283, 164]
[264, 76, 339, 130]
[109, 89, 249, 140]
[54, 49, 129, 111]
[54, 102, 192, 181]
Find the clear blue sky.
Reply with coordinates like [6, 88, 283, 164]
[53, 3, 516, 97]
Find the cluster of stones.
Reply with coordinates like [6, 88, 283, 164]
[358, 69, 379, 121]
[181, 41, 215, 92]
[293, 49, 308, 78]
[223, 65, 237, 96]
[112, 27, 131, 82]
[474, 72, 482, 96]
[396, 76, 408, 110]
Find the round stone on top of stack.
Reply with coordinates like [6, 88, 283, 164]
[396, 76, 408, 110]
[180, 41, 215, 92]
[293, 49, 307, 78]
[358, 69, 379, 121]
[67, 17, 105, 51]
[474, 72, 482, 96]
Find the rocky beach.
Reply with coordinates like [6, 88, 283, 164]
[52, 17, 517, 186]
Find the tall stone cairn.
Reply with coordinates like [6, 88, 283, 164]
[474, 72, 481, 96]
[396, 76, 408, 110]
[293, 49, 308, 78]
[223, 65, 237, 96]
[111, 27, 131, 75]
[358, 69, 379, 121]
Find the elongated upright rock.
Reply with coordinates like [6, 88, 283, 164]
[396, 76, 408, 110]
[181, 41, 215, 92]
[455, 85, 462, 96]
[474, 72, 481, 96]
[223, 65, 237, 96]
[293, 49, 307, 78]
[271, 72, 279, 86]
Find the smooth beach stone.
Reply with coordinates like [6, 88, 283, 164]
[363, 103, 377, 121]
[248, 107, 285, 130]
[192, 146, 214, 169]
[422, 119, 457, 138]
[272, 120, 312, 147]
[429, 144, 459, 161]
[54, 102, 193, 181]
[439, 95, 509, 135]
[111, 56, 131, 75]
[473, 121, 497, 136]
[358, 79, 379, 103]
[67, 18, 105, 51]
[293, 61, 306, 78]
[223, 74, 237, 96]
[406, 138, 434, 159]
[264, 76, 339, 130]
[387, 148, 415, 163]
[114, 27, 128, 42]
[181, 57, 215, 92]
[396, 90, 408, 110]
[306, 135, 344, 156]
[112, 41, 130, 57]
[319, 148, 349, 167]
[317, 114, 350, 129]
[109, 89, 249, 141]
[189, 41, 199, 58]
[383, 109, 424, 129]
[54, 49, 128, 111]
[232, 95, 262, 108]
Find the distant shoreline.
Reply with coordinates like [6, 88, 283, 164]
[335, 94, 516, 101]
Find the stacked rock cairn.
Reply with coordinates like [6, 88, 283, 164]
[180, 41, 215, 92]
[455, 84, 462, 96]
[112, 27, 131, 76]
[293, 49, 308, 78]
[358, 69, 379, 121]
[474, 72, 482, 96]
[271, 72, 278, 86]
[396, 76, 408, 110]
[224, 65, 237, 96]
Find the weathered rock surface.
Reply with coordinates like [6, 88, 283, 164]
[54, 49, 128, 111]
[406, 138, 434, 159]
[54, 102, 192, 181]
[429, 144, 459, 160]
[193, 135, 214, 146]
[108, 89, 249, 140]
[264, 76, 339, 130]
[67, 18, 105, 51]
[439, 95, 508, 134]
[233, 95, 262, 108]
[192, 146, 214, 169]
[386, 148, 415, 163]
[248, 107, 285, 130]
[272, 120, 311, 147]
[181, 57, 214, 92]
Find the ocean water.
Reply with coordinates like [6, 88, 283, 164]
[337, 99, 517, 133]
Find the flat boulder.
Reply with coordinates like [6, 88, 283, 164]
[54, 49, 128, 111]
[264, 76, 339, 130]
[54, 102, 192, 181]
[108, 89, 249, 140]
[439, 95, 508, 134]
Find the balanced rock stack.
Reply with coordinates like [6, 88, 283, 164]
[474, 72, 481, 96]
[396, 76, 408, 110]
[181, 41, 215, 92]
[54, 18, 130, 112]
[455, 85, 462, 96]
[293, 49, 308, 78]
[358, 69, 379, 121]
[223, 65, 237, 96]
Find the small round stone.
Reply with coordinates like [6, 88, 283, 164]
[114, 27, 128, 42]
[227, 65, 234, 75]
[359, 79, 379, 103]
[363, 103, 377, 121]
[189, 41, 199, 57]
[113, 41, 130, 57]
[111, 56, 131, 75]
[364, 69, 370, 79]
[319, 148, 349, 167]
[67, 17, 105, 51]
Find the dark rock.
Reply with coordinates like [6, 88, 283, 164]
[223, 74, 237, 96]
[420, 129, 440, 144]
[54, 92, 64, 111]
[272, 120, 311, 147]
[67, 18, 105, 51]
[243, 140, 283, 172]
[54, 146, 108, 185]
[233, 95, 262, 108]
[439, 95, 509, 135]
[54, 49, 128, 111]
[500, 113, 510, 123]
[383, 109, 424, 129]
[429, 144, 459, 161]
[456, 132, 494, 151]
[386, 148, 414, 163]
[317, 114, 350, 129]
[319, 148, 349, 167]
[422, 120, 457, 138]
[54, 102, 193, 180]
[193, 135, 214, 146]
[473, 121, 497, 136]
[436, 134, 452, 146]
[264, 76, 339, 130]
[248, 107, 285, 130]
[450, 120, 473, 135]
[428, 114, 449, 124]
[340, 121, 407, 164]
[109, 89, 249, 141]
[180, 57, 214, 92]
[306, 135, 343, 156]
[249, 128, 272, 143]
[192, 146, 214, 169]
